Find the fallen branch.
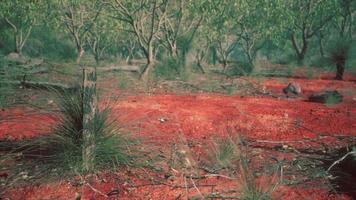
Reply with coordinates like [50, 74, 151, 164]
[98, 65, 140, 73]
[327, 150, 356, 172]
[86, 183, 109, 198]
[0, 80, 76, 91]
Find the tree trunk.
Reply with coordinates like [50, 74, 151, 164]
[291, 33, 308, 63]
[212, 47, 217, 65]
[76, 47, 85, 65]
[197, 62, 205, 74]
[171, 42, 178, 58]
[140, 61, 154, 85]
[222, 59, 228, 73]
[196, 53, 205, 74]
[335, 60, 345, 80]
[318, 32, 325, 58]
[140, 45, 155, 84]
[126, 54, 132, 65]
[82, 67, 98, 172]
[94, 53, 100, 65]
[298, 42, 308, 62]
[15, 35, 21, 54]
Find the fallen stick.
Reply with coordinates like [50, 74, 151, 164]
[327, 150, 356, 172]
[0, 80, 76, 91]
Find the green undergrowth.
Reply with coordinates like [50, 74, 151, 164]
[205, 136, 280, 200]
[0, 88, 141, 186]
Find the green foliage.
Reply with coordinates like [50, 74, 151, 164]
[208, 137, 241, 170]
[22, 27, 76, 60]
[0, 58, 9, 108]
[206, 136, 279, 199]
[154, 58, 183, 80]
[239, 158, 276, 200]
[225, 62, 254, 77]
[0, 89, 138, 183]
[0, 0, 46, 53]
[0, 28, 13, 54]
[325, 38, 352, 65]
[0, 57, 16, 108]
[324, 93, 342, 107]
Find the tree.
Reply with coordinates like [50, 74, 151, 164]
[56, 0, 102, 65]
[82, 67, 98, 171]
[160, 0, 202, 60]
[235, 0, 284, 67]
[109, 0, 169, 83]
[333, 0, 356, 39]
[200, 0, 241, 72]
[284, 0, 338, 62]
[0, 0, 45, 54]
[86, 12, 118, 64]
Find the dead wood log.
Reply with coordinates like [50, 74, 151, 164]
[0, 80, 76, 91]
[98, 65, 141, 73]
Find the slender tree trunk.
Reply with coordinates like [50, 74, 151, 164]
[196, 62, 205, 74]
[82, 67, 98, 172]
[14, 37, 21, 54]
[141, 61, 154, 85]
[140, 46, 155, 84]
[335, 60, 345, 80]
[212, 47, 217, 65]
[222, 59, 228, 73]
[318, 32, 325, 57]
[195, 52, 205, 74]
[15, 32, 23, 54]
[76, 47, 85, 65]
[170, 42, 178, 58]
[94, 50, 100, 65]
[298, 42, 308, 61]
[291, 33, 309, 63]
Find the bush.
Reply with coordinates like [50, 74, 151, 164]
[0, 57, 14, 108]
[0, 88, 138, 184]
[208, 137, 241, 170]
[154, 58, 182, 80]
[205, 136, 280, 200]
[326, 38, 351, 64]
[23, 27, 77, 61]
[325, 38, 353, 79]
[225, 62, 253, 77]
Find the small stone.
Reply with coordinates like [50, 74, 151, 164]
[159, 117, 168, 123]
[283, 83, 302, 97]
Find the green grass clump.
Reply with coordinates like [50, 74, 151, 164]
[0, 89, 138, 184]
[208, 137, 241, 170]
[206, 136, 280, 200]
[324, 93, 342, 107]
[239, 157, 278, 200]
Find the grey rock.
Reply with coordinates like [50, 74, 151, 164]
[5, 53, 29, 64]
[283, 83, 302, 97]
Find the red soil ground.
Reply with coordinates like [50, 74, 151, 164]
[1, 76, 355, 199]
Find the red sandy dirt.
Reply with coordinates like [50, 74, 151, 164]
[1, 77, 355, 199]
[1, 170, 352, 200]
[0, 107, 56, 141]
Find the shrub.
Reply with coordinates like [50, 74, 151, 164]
[225, 62, 253, 77]
[207, 137, 241, 170]
[0, 57, 14, 108]
[325, 38, 352, 80]
[154, 58, 182, 80]
[205, 136, 280, 200]
[0, 88, 138, 184]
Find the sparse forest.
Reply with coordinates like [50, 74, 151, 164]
[0, 0, 356, 199]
